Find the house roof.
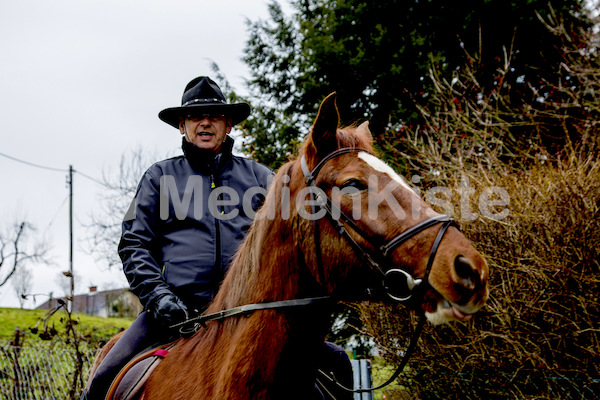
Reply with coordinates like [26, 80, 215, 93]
[35, 288, 136, 315]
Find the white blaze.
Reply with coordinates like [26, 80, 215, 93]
[357, 152, 416, 194]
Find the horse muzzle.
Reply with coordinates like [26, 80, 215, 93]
[425, 254, 489, 325]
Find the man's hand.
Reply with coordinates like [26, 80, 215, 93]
[150, 293, 189, 327]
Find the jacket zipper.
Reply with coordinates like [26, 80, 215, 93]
[210, 175, 222, 291]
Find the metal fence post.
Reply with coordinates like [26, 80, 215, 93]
[351, 359, 374, 400]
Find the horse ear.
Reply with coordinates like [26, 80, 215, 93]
[307, 92, 340, 162]
[356, 121, 372, 138]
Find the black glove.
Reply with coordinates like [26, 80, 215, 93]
[150, 293, 189, 327]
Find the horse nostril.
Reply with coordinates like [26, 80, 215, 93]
[454, 256, 479, 290]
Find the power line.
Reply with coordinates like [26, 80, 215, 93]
[0, 151, 109, 188]
[73, 169, 108, 187]
[45, 195, 69, 229]
[0, 151, 68, 172]
[1, 150, 111, 312]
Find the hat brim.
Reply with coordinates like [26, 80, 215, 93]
[158, 102, 251, 128]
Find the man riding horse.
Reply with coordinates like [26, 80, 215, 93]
[82, 77, 352, 400]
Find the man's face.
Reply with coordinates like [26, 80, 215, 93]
[179, 113, 232, 153]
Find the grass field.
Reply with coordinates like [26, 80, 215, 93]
[0, 307, 134, 344]
[0, 308, 135, 399]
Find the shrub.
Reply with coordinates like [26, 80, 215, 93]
[361, 7, 600, 399]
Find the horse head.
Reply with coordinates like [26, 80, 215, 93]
[287, 92, 489, 324]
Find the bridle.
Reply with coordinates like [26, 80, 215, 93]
[300, 147, 457, 305]
[171, 147, 458, 395]
[299, 147, 457, 395]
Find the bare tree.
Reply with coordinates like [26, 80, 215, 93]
[11, 266, 32, 308]
[0, 220, 49, 288]
[85, 147, 158, 268]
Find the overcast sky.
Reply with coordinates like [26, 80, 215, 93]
[0, 0, 286, 308]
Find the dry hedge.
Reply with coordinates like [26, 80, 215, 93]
[358, 154, 600, 399]
[358, 8, 600, 399]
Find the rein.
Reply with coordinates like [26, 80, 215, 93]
[316, 217, 455, 395]
[170, 297, 332, 335]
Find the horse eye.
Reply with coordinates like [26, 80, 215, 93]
[340, 179, 368, 192]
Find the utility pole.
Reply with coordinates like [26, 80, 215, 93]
[68, 165, 74, 312]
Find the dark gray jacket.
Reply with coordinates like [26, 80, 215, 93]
[119, 138, 273, 310]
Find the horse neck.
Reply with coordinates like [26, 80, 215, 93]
[206, 205, 319, 315]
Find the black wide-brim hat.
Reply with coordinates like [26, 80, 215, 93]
[158, 76, 251, 128]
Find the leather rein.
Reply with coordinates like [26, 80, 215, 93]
[171, 147, 458, 394]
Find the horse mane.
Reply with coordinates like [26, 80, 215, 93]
[204, 162, 298, 314]
[332, 123, 375, 151]
[299, 122, 375, 162]
[204, 123, 373, 315]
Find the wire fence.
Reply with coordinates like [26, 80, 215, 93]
[1, 338, 598, 400]
[0, 340, 97, 400]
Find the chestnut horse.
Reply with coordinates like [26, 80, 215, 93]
[89, 93, 488, 399]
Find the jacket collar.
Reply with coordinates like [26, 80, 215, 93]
[181, 136, 234, 174]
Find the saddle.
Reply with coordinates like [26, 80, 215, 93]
[105, 344, 173, 400]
